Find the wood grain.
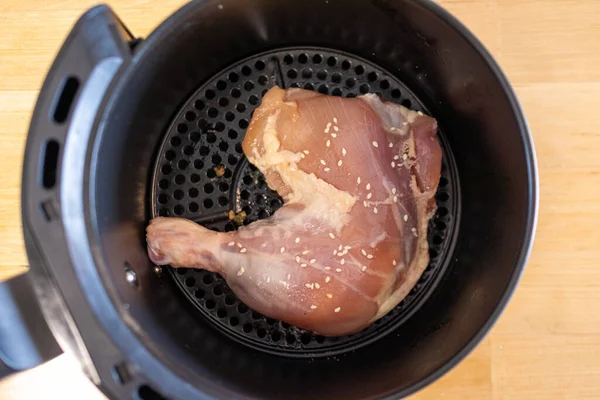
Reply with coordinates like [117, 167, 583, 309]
[1, 0, 599, 399]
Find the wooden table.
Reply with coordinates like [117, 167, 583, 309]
[1, 0, 599, 398]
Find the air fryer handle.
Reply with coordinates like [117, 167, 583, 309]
[0, 273, 62, 378]
[9, 5, 138, 379]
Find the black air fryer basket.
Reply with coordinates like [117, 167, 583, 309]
[2, 1, 537, 399]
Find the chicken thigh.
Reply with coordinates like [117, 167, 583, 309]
[147, 86, 442, 336]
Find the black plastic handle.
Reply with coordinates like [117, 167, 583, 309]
[7, 5, 138, 380]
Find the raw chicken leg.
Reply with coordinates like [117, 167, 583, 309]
[147, 86, 442, 336]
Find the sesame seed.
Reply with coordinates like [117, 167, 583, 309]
[373, 207, 378, 214]
[403, 153, 408, 160]
[325, 266, 331, 270]
[338, 244, 343, 251]
[333, 250, 337, 255]
[296, 256, 301, 263]
[361, 249, 367, 256]
[417, 111, 424, 116]
[228, 242, 235, 246]
[336, 268, 342, 272]
[305, 283, 313, 289]
[310, 259, 317, 264]
[393, 260, 397, 267]
[326, 139, 331, 147]
[391, 161, 396, 168]
[303, 150, 310, 155]
[392, 188, 397, 194]
[267, 276, 271, 283]
[337, 160, 343, 167]
[295, 237, 300, 243]
[329, 233, 335, 239]
[372, 141, 379, 148]
[344, 245, 351, 250]
[333, 117, 338, 123]
[394, 155, 399, 160]
[342, 148, 347, 156]
[237, 267, 245, 276]
[324, 122, 332, 133]
[334, 126, 339, 132]
[237, 243, 243, 248]
[287, 273, 291, 280]
[393, 196, 398, 203]
[315, 283, 321, 289]
[362, 266, 367, 272]
[300, 263, 307, 268]
[240, 248, 247, 253]
[334, 307, 341, 313]
[404, 214, 408, 221]
[300, 153, 305, 159]
[366, 183, 371, 190]
[389, 142, 394, 148]
[357, 177, 361, 184]
[327, 294, 333, 299]
[302, 250, 310, 255]
[331, 133, 337, 138]
[363, 200, 368, 207]
[320, 159, 326, 165]
[367, 254, 374, 259]
[324, 167, 331, 172]
[325, 276, 331, 283]
[367, 193, 372, 199]
[280, 247, 285, 253]
[403, 121, 409, 126]
[340, 259, 345, 265]
[311, 305, 317, 310]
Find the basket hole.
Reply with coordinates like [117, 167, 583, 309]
[236, 103, 247, 113]
[190, 173, 201, 184]
[158, 194, 169, 204]
[439, 176, 449, 187]
[367, 72, 378, 82]
[189, 202, 199, 213]
[258, 75, 268, 85]
[244, 81, 255, 91]
[218, 196, 228, 206]
[317, 70, 327, 80]
[243, 323, 253, 333]
[331, 72, 342, 83]
[380, 80, 390, 89]
[228, 154, 238, 165]
[229, 317, 239, 326]
[241, 65, 252, 76]
[271, 331, 282, 342]
[189, 188, 199, 198]
[359, 84, 370, 94]
[203, 198, 214, 209]
[177, 123, 188, 133]
[213, 285, 224, 296]
[355, 65, 365, 75]
[211, 154, 222, 164]
[298, 53, 308, 64]
[283, 54, 294, 64]
[173, 190, 184, 200]
[216, 80, 227, 91]
[315, 335, 326, 344]
[302, 68, 313, 78]
[217, 308, 227, 318]
[173, 205, 184, 215]
[327, 56, 337, 67]
[177, 268, 188, 275]
[341, 60, 352, 70]
[225, 294, 235, 305]
[224, 222, 235, 232]
[240, 190, 250, 200]
[174, 175, 185, 185]
[228, 72, 239, 83]
[228, 129, 238, 140]
[312, 54, 323, 64]
[300, 333, 312, 345]
[286, 334, 296, 344]
[331, 88, 342, 96]
[437, 192, 449, 202]
[161, 165, 172, 175]
[199, 146, 209, 156]
[158, 179, 169, 189]
[194, 100, 205, 110]
[189, 131, 201, 142]
[207, 107, 219, 118]
[219, 141, 229, 152]
[205, 89, 216, 100]
[185, 111, 196, 121]
[287, 69, 298, 79]
[205, 299, 216, 309]
[391, 89, 401, 99]
[258, 210, 269, 219]
[165, 150, 176, 161]
[433, 235, 444, 245]
[239, 119, 249, 129]
[436, 220, 447, 230]
[183, 146, 194, 156]
[138, 385, 166, 400]
[203, 183, 214, 194]
[231, 88, 241, 98]
[257, 328, 267, 338]
[185, 277, 196, 287]
[248, 95, 259, 105]
[207, 132, 217, 143]
[219, 182, 230, 192]
[202, 274, 214, 285]
[243, 175, 253, 185]
[255, 194, 265, 205]
[402, 99, 412, 108]
[170, 136, 181, 147]
[218, 97, 229, 107]
[303, 82, 314, 91]
[346, 78, 356, 88]
[255, 60, 266, 70]
[429, 248, 438, 259]
[318, 85, 329, 94]
[237, 303, 249, 314]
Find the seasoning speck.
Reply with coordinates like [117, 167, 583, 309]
[333, 117, 338, 123]
[331, 133, 337, 138]
[325, 266, 331, 270]
[361, 249, 367, 256]
[311, 305, 317, 310]
[366, 183, 371, 190]
[326, 139, 331, 147]
[367, 254, 374, 259]
[300, 263, 307, 268]
[329, 233, 335, 239]
[372, 141, 379, 148]
[373, 207, 378, 214]
[280, 247, 286, 253]
[362, 266, 367, 272]
[296, 256, 301, 263]
[295, 237, 300, 243]
[325, 276, 331, 283]
[340, 259, 345, 265]
[335, 268, 342, 272]
[393, 260, 397, 266]
[320, 159, 326, 165]
[302, 250, 310, 255]
[324, 167, 331, 172]
[389, 142, 394, 148]
[228, 242, 235, 247]
[315, 283, 321, 289]
[334, 307, 341, 313]
[327, 294, 333, 299]
[240, 248, 247, 253]
[403, 214, 408, 221]
[237, 267, 245, 276]
[342, 148, 347, 156]
[310, 259, 317, 264]
[391, 161, 396, 168]
[367, 193, 372, 199]
[337, 160, 343, 167]
[357, 177, 361, 184]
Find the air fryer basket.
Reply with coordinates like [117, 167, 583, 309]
[20, 1, 536, 399]
[152, 48, 459, 357]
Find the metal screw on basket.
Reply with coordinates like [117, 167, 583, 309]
[154, 265, 163, 277]
[125, 267, 138, 287]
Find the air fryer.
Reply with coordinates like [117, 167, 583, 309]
[1, 1, 537, 399]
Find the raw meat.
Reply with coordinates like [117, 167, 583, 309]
[147, 86, 442, 336]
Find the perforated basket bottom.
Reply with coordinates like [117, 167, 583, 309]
[151, 47, 459, 358]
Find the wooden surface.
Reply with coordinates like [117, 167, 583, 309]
[1, 0, 599, 398]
